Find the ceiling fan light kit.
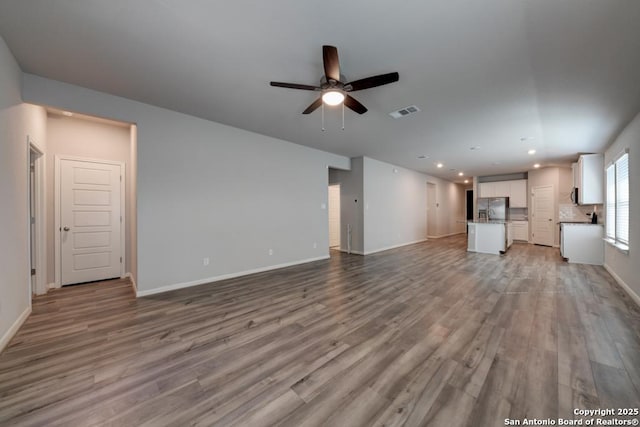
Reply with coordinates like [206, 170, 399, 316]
[270, 45, 399, 129]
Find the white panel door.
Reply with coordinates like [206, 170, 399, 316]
[328, 184, 341, 248]
[60, 159, 122, 285]
[531, 185, 554, 246]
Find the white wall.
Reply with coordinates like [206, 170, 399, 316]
[363, 157, 428, 253]
[0, 37, 47, 351]
[330, 156, 466, 255]
[23, 74, 349, 295]
[604, 111, 640, 301]
[45, 114, 133, 286]
[329, 159, 364, 254]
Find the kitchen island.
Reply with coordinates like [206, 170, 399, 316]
[467, 220, 513, 255]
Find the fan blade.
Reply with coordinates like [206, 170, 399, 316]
[270, 81, 320, 91]
[323, 45, 341, 82]
[346, 72, 399, 91]
[302, 98, 323, 114]
[344, 95, 368, 114]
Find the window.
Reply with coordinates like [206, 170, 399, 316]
[605, 150, 629, 250]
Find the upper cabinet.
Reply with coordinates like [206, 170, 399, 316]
[575, 154, 604, 205]
[509, 180, 527, 208]
[478, 179, 527, 207]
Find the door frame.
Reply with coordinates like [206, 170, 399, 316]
[328, 183, 341, 249]
[28, 137, 47, 296]
[426, 182, 437, 238]
[531, 184, 555, 247]
[54, 155, 126, 288]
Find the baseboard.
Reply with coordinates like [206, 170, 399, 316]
[136, 255, 330, 297]
[125, 273, 137, 294]
[0, 306, 31, 354]
[604, 263, 640, 308]
[47, 282, 57, 290]
[363, 239, 428, 255]
[338, 249, 365, 255]
[426, 231, 465, 239]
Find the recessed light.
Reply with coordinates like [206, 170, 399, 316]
[458, 172, 464, 176]
[533, 163, 541, 168]
[528, 149, 536, 155]
[436, 162, 444, 168]
[62, 111, 73, 117]
[464, 179, 469, 184]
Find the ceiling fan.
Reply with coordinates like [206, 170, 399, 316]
[270, 45, 399, 115]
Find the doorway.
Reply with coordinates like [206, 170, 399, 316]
[531, 185, 554, 246]
[427, 182, 437, 238]
[55, 157, 125, 286]
[328, 184, 341, 249]
[465, 189, 474, 233]
[29, 141, 46, 295]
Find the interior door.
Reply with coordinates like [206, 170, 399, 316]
[531, 185, 554, 246]
[60, 159, 123, 285]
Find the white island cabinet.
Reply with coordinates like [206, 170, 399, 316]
[468, 222, 511, 255]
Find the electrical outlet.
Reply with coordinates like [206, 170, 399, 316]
[268, 249, 273, 256]
[203, 257, 210, 266]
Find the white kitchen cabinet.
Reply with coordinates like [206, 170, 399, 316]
[577, 154, 604, 205]
[468, 222, 508, 254]
[511, 221, 529, 241]
[478, 182, 493, 197]
[478, 179, 527, 207]
[509, 180, 527, 208]
[560, 223, 604, 265]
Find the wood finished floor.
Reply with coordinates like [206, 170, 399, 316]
[1, 235, 640, 426]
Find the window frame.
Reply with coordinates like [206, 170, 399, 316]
[604, 149, 630, 253]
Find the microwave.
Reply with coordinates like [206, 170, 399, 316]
[570, 187, 579, 205]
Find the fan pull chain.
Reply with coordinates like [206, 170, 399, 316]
[342, 103, 345, 130]
[321, 102, 325, 131]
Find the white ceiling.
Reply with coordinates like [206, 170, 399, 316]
[1, 0, 639, 182]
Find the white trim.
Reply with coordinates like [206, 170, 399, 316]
[339, 249, 365, 255]
[363, 239, 428, 255]
[0, 306, 31, 354]
[125, 272, 137, 294]
[28, 137, 47, 296]
[136, 255, 330, 297]
[604, 263, 640, 308]
[55, 156, 126, 286]
[427, 232, 465, 239]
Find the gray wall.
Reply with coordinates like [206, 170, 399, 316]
[0, 37, 47, 349]
[329, 159, 364, 254]
[23, 73, 350, 295]
[363, 157, 428, 253]
[604, 111, 640, 300]
[329, 156, 466, 255]
[45, 114, 134, 285]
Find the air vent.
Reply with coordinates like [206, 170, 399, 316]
[389, 105, 421, 119]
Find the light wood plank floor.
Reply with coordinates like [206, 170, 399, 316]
[1, 235, 639, 426]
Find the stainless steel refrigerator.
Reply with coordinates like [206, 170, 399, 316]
[477, 197, 509, 221]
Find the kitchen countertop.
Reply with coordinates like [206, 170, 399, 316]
[559, 222, 603, 226]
